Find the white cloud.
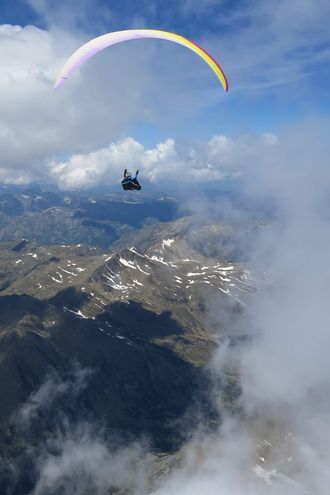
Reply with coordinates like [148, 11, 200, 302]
[49, 132, 280, 189]
[33, 424, 149, 495]
[15, 366, 151, 495]
[18, 365, 91, 425]
[0, 22, 156, 158]
[236, 120, 330, 410]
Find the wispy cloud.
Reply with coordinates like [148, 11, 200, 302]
[33, 423, 149, 495]
[11, 365, 151, 495]
[18, 364, 91, 425]
[26, 0, 114, 33]
[214, 0, 330, 93]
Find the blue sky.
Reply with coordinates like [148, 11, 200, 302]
[0, 0, 329, 188]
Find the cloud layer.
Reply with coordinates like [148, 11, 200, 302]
[49, 133, 277, 189]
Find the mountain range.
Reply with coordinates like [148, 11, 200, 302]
[0, 189, 260, 493]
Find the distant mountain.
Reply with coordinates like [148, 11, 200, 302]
[0, 189, 180, 248]
[0, 187, 275, 257]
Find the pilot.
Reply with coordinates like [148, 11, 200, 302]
[122, 169, 141, 190]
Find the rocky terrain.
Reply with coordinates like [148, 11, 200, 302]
[0, 212, 257, 492]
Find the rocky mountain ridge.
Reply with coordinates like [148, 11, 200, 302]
[0, 211, 258, 493]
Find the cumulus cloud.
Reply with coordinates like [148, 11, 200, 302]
[49, 132, 278, 189]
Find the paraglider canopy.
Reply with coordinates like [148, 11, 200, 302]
[54, 29, 228, 92]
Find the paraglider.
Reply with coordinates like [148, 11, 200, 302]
[54, 29, 228, 192]
[122, 169, 141, 191]
[54, 29, 228, 92]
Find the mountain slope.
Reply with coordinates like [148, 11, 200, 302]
[0, 229, 254, 493]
